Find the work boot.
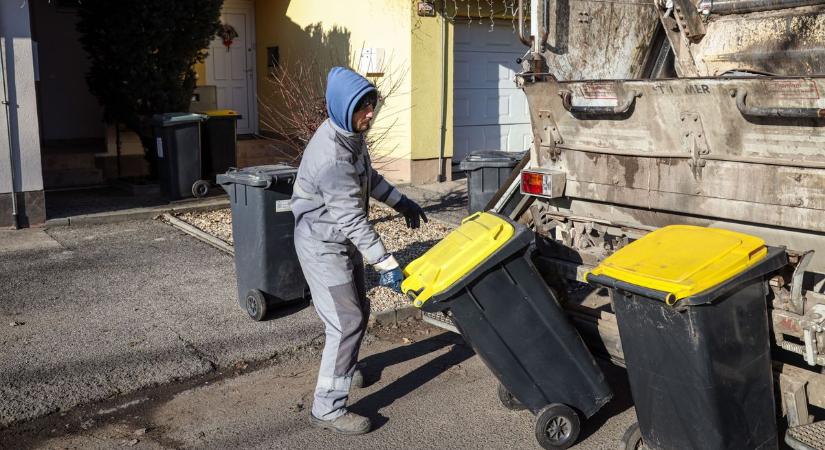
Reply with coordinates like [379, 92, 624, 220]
[309, 411, 371, 435]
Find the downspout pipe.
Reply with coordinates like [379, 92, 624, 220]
[0, 38, 18, 229]
[437, 1, 448, 182]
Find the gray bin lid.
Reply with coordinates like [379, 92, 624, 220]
[151, 112, 208, 127]
[217, 165, 297, 188]
[459, 150, 527, 170]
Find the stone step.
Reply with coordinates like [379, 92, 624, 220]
[43, 168, 104, 189]
[42, 152, 98, 171]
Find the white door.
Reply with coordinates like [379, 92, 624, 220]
[453, 22, 533, 163]
[206, 1, 257, 134]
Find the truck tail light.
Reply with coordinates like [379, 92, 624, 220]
[520, 169, 566, 199]
[521, 172, 544, 195]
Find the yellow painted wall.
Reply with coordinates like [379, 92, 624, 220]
[410, 6, 452, 161]
[195, 62, 206, 86]
[194, 1, 517, 181]
[255, 0, 413, 180]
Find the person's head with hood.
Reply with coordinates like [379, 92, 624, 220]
[325, 67, 379, 134]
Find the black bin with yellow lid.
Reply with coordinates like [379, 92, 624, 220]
[586, 225, 787, 450]
[403, 212, 612, 450]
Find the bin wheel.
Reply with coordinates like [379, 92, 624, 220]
[192, 180, 210, 198]
[497, 383, 526, 411]
[622, 422, 643, 450]
[535, 404, 580, 450]
[245, 289, 267, 321]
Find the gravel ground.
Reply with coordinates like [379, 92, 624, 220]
[174, 205, 455, 312]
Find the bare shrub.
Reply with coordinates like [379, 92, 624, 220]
[257, 54, 408, 169]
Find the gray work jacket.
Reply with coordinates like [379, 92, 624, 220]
[291, 119, 403, 264]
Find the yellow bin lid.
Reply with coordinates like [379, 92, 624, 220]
[586, 225, 767, 303]
[202, 109, 240, 117]
[402, 212, 515, 308]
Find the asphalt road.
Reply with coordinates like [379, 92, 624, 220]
[0, 216, 637, 449]
[4, 321, 637, 450]
[0, 219, 322, 428]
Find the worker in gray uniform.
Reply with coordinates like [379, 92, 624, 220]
[291, 66, 428, 435]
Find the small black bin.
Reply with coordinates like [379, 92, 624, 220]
[217, 165, 308, 321]
[201, 110, 241, 183]
[460, 150, 525, 214]
[404, 212, 612, 449]
[587, 225, 788, 450]
[152, 113, 208, 200]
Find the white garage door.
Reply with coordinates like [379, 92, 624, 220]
[453, 22, 533, 164]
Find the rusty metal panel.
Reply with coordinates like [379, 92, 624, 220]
[540, 0, 660, 79]
[526, 77, 825, 162]
[664, 4, 825, 76]
[522, 76, 825, 270]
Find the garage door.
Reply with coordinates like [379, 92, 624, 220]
[453, 22, 533, 164]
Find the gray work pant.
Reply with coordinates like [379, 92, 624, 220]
[294, 234, 369, 420]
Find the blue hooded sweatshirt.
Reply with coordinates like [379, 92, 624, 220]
[325, 67, 376, 133]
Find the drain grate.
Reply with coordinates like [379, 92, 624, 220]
[787, 421, 825, 450]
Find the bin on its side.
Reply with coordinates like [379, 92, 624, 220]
[587, 225, 787, 450]
[152, 113, 208, 200]
[460, 150, 525, 215]
[217, 165, 308, 321]
[201, 110, 241, 182]
[403, 212, 612, 449]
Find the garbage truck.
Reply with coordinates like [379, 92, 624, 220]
[424, 1, 825, 448]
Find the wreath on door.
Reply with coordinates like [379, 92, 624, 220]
[218, 23, 239, 50]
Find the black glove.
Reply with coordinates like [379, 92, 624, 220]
[394, 196, 428, 229]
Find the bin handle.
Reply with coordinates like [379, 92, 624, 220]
[406, 287, 425, 307]
[560, 89, 640, 116]
[734, 89, 825, 118]
[462, 211, 483, 224]
[586, 273, 679, 305]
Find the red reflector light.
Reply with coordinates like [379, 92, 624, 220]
[521, 171, 543, 195]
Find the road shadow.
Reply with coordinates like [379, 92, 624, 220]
[263, 297, 312, 321]
[350, 332, 474, 430]
[577, 359, 635, 442]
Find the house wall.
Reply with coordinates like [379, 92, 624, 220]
[410, 8, 454, 183]
[0, 1, 46, 227]
[255, 0, 414, 183]
[195, 1, 517, 185]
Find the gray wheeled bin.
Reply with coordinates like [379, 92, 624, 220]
[151, 113, 209, 200]
[460, 150, 526, 214]
[217, 165, 308, 321]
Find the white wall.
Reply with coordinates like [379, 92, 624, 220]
[0, 0, 44, 194]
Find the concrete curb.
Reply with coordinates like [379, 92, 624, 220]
[369, 305, 422, 328]
[45, 197, 230, 227]
[162, 213, 234, 255]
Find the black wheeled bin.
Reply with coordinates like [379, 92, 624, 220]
[201, 110, 241, 183]
[586, 225, 787, 450]
[217, 165, 308, 321]
[402, 212, 612, 450]
[460, 150, 525, 214]
[152, 113, 209, 200]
